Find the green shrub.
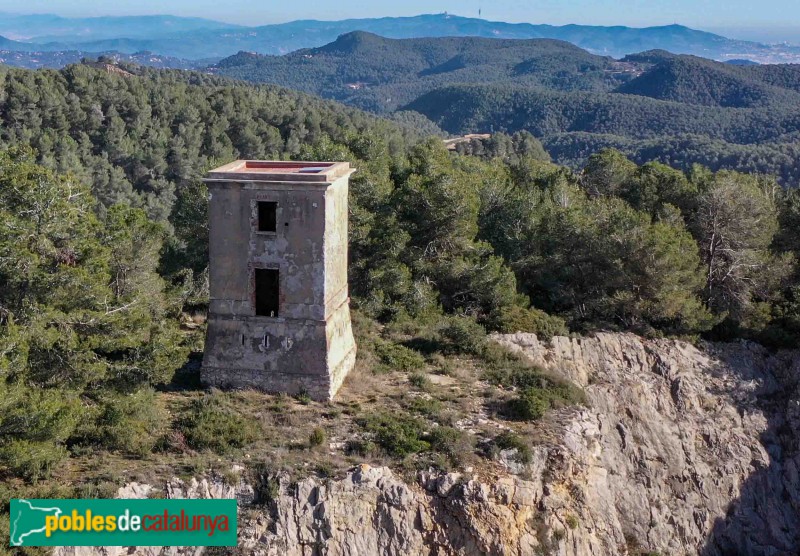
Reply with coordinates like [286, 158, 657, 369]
[357, 413, 429, 458]
[483, 344, 567, 389]
[0, 440, 66, 482]
[565, 514, 579, 529]
[0, 387, 80, 481]
[507, 387, 551, 421]
[427, 426, 471, 462]
[494, 431, 532, 464]
[345, 439, 378, 457]
[482, 343, 584, 422]
[374, 340, 426, 371]
[293, 390, 312, 405]
[409, 371, 431, 390]
[429, 353, 457, 375]
[0, 388, 81, 446]
[84, 388, 168, 457]
[357, 412, 473, 464]
[309, 427, 326, 447]
[405, 396, 443, 417]
[314, 461, 334, 478]
[180, 392, 260, 454]
[490, 305, 568, 339]
[480, 342, 531, 375]
[249, 462, 282, 504]
[437, 316, 487, 355]
[73, 481, 119, 499]
[484, 361, 547, 389]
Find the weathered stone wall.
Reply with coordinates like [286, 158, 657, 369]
[202, 317, 331, 399]
[325, 301, 357, 398]
[203, 169, 356, 400]
[202, 304, 355, 400]
[323, 176, 349, 318]
[207, 181, 329, 320]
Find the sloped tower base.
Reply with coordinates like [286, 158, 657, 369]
[202, 301, 356, 400]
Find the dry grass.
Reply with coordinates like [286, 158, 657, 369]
[31, 315, 581, 495]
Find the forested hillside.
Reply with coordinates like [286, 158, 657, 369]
[407, 83, 800, 184]
[210, 33, 800, 183]
[539, 132, 800, 184]
[0, 50, 205, 70]
[0, 63, 797, 341]
[213, 33, 800, 113]
[616, 55, 800, 107]
[0, 63, 425, 223]
[213, 32, 635, 112]
[0, 62, 799, 497]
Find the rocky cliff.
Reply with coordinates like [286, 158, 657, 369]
[57, 333, 800, 556]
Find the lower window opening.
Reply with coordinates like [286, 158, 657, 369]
[255, 268, 279, 317]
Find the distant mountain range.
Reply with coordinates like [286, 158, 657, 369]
[1, 15, 800, 186]
[201, 31, 800, 184]
[211, 32, 643, 112]
[210, 32, 800, 111]
[2, 11, 800, 184]
[0, 12, 799, 64]
[0, 12, 239, 41]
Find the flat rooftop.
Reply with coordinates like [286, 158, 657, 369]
[205, 160, 353, 183]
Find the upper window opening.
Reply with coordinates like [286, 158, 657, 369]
[258, 201, 277, 232]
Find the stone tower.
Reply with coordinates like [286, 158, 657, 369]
[201, 160, 357, 400]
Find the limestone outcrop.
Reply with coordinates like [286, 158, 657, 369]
[56, 333, 800, 556]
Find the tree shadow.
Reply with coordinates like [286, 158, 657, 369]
[700, 344, 800, 556]
[160, 351, 204, 392]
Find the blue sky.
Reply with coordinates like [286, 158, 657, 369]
[0, 0, 798, 33]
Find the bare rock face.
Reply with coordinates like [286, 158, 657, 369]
[493, 332, 800, 556]
[55, 333, 800, 556]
